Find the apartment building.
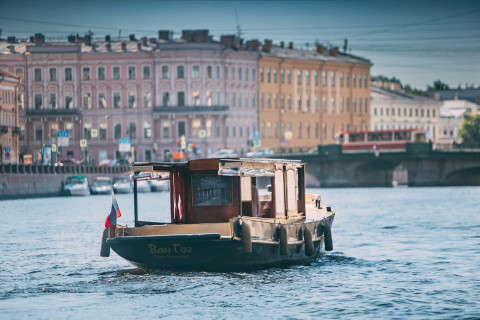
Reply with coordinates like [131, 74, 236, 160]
[0, 70, 20, 164]
[0, 31, 259, 163]
[258, 41, 371, 153]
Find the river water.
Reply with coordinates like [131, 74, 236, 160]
[0, 187, 479, 319]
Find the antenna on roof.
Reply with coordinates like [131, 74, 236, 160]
[234, 7, 243, 47]
[118, 29, 121, 41]
[343, 38, 348, 53]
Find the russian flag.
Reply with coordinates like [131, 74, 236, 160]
[104, 188, 121, 228]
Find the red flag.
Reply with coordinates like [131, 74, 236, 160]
[104, 188, 121, 228]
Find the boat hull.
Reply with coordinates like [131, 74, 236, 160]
[107, 216, 334, 270]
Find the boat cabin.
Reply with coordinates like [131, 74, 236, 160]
[130, 158, 306, 226]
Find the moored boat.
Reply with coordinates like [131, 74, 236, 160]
[90, 177, 112, 195]
[63, 175, 90, 196]
[101, 158, 334, 270]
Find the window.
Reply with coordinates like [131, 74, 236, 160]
[340, 73, 344, 87]
[306, 70, 310, 85]
[177, 65, 184, 79]
[314, 71, 319, 86]
[297, 70, 301, 85]
[114, 92, 121, 108]
[178, 121, 186, 136]
[84, 123, 92, 140]
[163, 92, 170, 106]
[83, 93, 92, 109]
[287, 69, 291, 83]
[259, 68, 264, 82]
[65, 68, 72, 81]
[34, 68, 41, 82]
[114, 124, 122, 139]
[129, 122, 137, 139]
[267, 68, 271, 83]
[49, 68, 56, 81]
[193, 91, 200, 106]
[128, 66, 136, 80]
[225, 67, 229, 80]
[231, 67, 235, 80]
[113, 66, 120, 80]
[245, 68, 249, 81]
[65, 95, 73, 109]
[273, 68, 277, 83]
[15, 68, 23, 79]
[49, 93, 57, 109]
[353, 74, 356, 87]
[35, 123, 43, 142]
[100, 123, 107, 140]
[162, 120, 170, 138]
[261, 93, 265, 108]
[364, 74, 368, 88]
[232, 93, 236, 107]
[252, 68, 256, 81]
[192, 175, 233, 206]
[346, 73, 350, 87]
[35, 94, 42, 109]
[178, 92, 185, 106]
[128, 91, 136, 108]
[98, 92, 106, 109]
[193, 65, 200, 79]
[331, 72, 335, 86]
[239, 67, 243, 81]
[206, 91, 212, 106]
[207, 66, 212, 79]
[144, 122, 152, 138]
[143, 66, 150, 79]
[83, 67, 90, 81]
[322, 71, 327, 86]
[143, 91, 152, 108]
[192, 119, 201, 137]
[162, 66, 169, 79]
[281, 69, 285, 83]
[216, 66, 220, 79]
[98, 67, 105, 81]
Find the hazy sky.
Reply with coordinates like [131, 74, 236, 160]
[1, 0, 479, 90]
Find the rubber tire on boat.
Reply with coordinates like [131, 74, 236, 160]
[100, 228, 110, 257]
[279, 225, 288, 256]
[323, 224, 333, 251]
[241, 222, 252, 254]
[304, 227, 314, 256]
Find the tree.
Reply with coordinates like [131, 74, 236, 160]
[427, 80, 450, 91]
[458, 114, 480, 144]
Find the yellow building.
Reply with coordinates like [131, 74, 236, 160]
[0, 70, 20, 164]
[258, 42, 371, 153]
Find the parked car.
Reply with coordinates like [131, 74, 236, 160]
[63, 175, 90, 196]
[112, 176, 133, 193]
[56, 158, 79, 166]
[208, 149, 238, 158]
[246, 148, 274, 158]
[90, 177, 112, 195]
[99, 159, 119, 167]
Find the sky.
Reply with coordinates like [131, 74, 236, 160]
[1, 0, 480, 90]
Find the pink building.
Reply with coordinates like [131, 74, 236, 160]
[0, 30, 259, 164]
[0, 70, 20, 163]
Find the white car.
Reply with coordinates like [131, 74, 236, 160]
[208, 149, 238, 158]
[246, 148, 274, 158]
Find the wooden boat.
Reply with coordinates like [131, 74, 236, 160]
[101, 158, 335, 270]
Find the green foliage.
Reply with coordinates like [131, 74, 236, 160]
[403, 84, 428, 97]
[427, 80, 450, 91]
[458, 114, 480, 143]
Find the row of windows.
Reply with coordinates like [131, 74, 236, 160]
[260, 94, 369, 113]
[161, 65, 256, 81]
[30, 66, 151, 82]
[260, 121, 368, 140]
[259, 68, 369, 88]
[1, 89, 15, 105]
[374, 107, 437, 118]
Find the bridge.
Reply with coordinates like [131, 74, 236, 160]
[277, 143, 480, 187]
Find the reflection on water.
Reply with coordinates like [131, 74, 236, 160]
[0, 187, 479, 319]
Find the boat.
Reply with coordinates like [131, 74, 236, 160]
[112, 176, 133, 193]
[100, 158, 335, 270]
[149, 179, 169, 192]
[90, 177, 112, 195]
[135, 180, 151, 193]
[63, 175, 90, 196]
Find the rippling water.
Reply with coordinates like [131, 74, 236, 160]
[1, 187, 479, 319]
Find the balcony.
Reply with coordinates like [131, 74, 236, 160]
[25, 108, 79, 117]
[0, 125, 8, 134]
[153, 105, 229, 114]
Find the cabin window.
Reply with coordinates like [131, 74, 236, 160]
[274, 169, 285, 217]
[241, 177, 252, 201]
[192, 175, 233, 206]
[286, 169, 297, 214]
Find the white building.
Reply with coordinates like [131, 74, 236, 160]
[370, 85, 442, 141]
[438, 99, 480, 144]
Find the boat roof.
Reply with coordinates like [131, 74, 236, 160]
[131, 158, 304, 176]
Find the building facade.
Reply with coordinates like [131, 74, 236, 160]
[0, 30, 258, 164]
[370, 85, 442, 141]
[258, 42, 371, 153]
[438, 99, 480, 144]
[0, 70, 20, 164]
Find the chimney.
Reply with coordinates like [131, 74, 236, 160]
[67, 35, 76, 43]
[105, 35, 111, 42]
[34, 33, 45, 45]
[280, 41, 285, 48]
[106, 43, 111, 52]
[129, 34, 136, 41]
[137, 42, 142, 51]
[182, 29, 211, 43]
[288, 42, 294, 49]
[141, 37, 148, 45]
[316, 44, 326, 54]
[30, 36, 34, 43]
[158, 30, 172, 41]
[263, 39, 272, 53]
[220, 35, 237, 49]
[121, 42, 127, 52]
[149, 37, 157, 44]
[329, 47, 339, 56]
[246, 39, 261, 51]
[7, 36, 16, 43]
[8, 45, 15, 54]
